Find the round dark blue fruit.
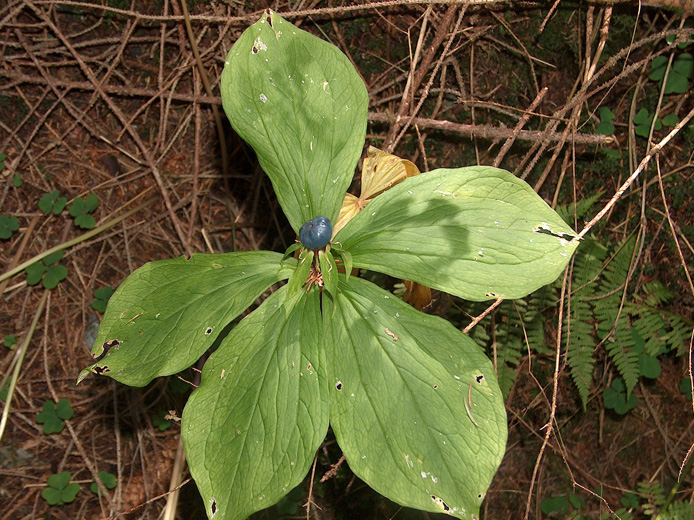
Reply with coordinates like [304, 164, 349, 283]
[299, 216, 332, 250]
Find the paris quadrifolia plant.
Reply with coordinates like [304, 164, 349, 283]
[79, 10, 578, 520]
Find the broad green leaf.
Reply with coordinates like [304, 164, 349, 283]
[324, 276, 507, 519]
[220, 10, 368, 232]
[83, 251, 295, 386]
[336, 167, 578, 301]
[47, 471, 72, 489]
[182, 286, 329, 520]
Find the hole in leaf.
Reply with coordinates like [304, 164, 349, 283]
[251, 43, 259, 54]
[475, 375, 485, 384]
[94, 365, 110, 375]
[211, 498, 217, 516]
[205, 327, 213, 335]
[431, 495, 450, 512]
[335, 381, 343, 391]
[533, 225, 576, 241]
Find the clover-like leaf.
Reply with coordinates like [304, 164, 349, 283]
[152, 410, 171, 431]
[220, 10, 368, 232]
[69, 194, 99, 229]
[42, 471, 80, 505]
[336, 166, 578, 301]
[182, 286, 329, 520]
[603, 378, 638, 415]
[0, 214, 19, 239]
[38, 190, 67, 215]
[37, 399, 73, 434]
[81, 251, 296, 387]
[91, 286, 115, 313]
[91, 470, 117, 495]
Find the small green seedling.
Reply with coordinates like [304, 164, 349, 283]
[0, 152, 5, 172]
[603, 378, 638, 415]
[80, 11, 579, 520]
[4, 334, 17, 350]
[595, 106, 615, 135]
[36, 398, 74, 434]
[91, 470, 117, 496]
[38, 190, 67, 215]
[634, 108, 662, 138]
[152, 410, 172, 431]
[91, 286, 115, 313]
[12, 173, 22, 187]
[69, 194, 99, 229]
[0, 214, 19, 239]
[649, 53, 694, 95]
[0, 384, 8, 401]
[41, 471, 80, 505]
[26, 250, 68, 289]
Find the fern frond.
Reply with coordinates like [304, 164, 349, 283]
[565, 298, 596, 409]
[632, 311, 667, 356]
[640, 280, 674, 306]
[606, 326, 640, 395]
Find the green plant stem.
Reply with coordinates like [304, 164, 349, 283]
[0, 199, 155, 286]
[0, 290, 48, 443]
[654, 454, 694, 520]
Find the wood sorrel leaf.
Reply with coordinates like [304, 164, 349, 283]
[82, 251, 295, 387]
[220, 10, 368, 233]
[335, 166, 578, 301]
[182, 286, 329, 520]
[324, 276, 506, 519]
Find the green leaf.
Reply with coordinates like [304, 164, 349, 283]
[25, 262, 46, 285]
[598, 106, 615, 123]
[220, 11, 368, 232]
[595, 121, 614, 135]
[4, 334, 17, 350]
[336, 167, 578, 301]
[285, 249, 313, 300]
[662, 113, 679, 127]
[43, 264, 68, 289]
[74, 213, 96, 229]
[55, 398, 74, 420]
[664, 72, 689, 94]
[38, 190, 67, 215]
[633, 108, 651, 126]
[44, 250, 64, 265]
[152, 410, 172, 431]
[37, 401, 66, 434]
[323, 276, 507, 519]
[603, 378, 638, 414]
[12, 173, 22, 187]
[92, 286, 115, 313]
[541, 495, 570, 515]
[0, 214, 19, 239]
[47, 471, 72, 490]
[41, 486, 62, 505]
[68, 197, 85, 217]
[91, 471, 117, 495]
[83, 251, 295, 387]
[649, 56, 668, 82]
[182, 286, 329, 520]
[0, 152, 5, 171]
[60, 483, 80, 503]
[85, 193, 99, 212]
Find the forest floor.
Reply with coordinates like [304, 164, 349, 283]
[1, 1, 693, 519]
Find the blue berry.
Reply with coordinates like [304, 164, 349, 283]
[299, 216, 332, 250]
